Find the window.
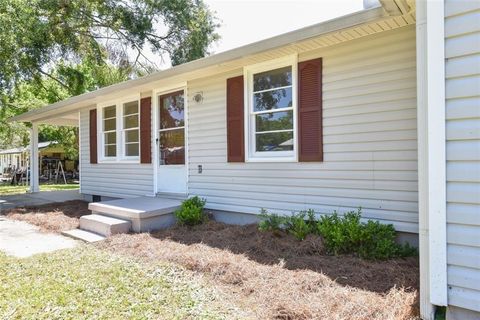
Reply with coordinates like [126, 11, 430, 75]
[122, 101, 139, 157]
[159, 91, 185, 165]
[245, 57, 297, 161]
[102, 105, 116, 157]
[98, 96, 140, 162]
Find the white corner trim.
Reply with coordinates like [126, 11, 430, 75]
[426, 0, 447, 307]
[416, 0, 447, 316]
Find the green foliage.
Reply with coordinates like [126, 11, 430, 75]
[259, 208, 417, 260]
[174, 196, 207, 226]
[317, 209, 417, 260]
[0, 0, 219, 151]
[258, 208, 286, 233]
[284, 210, 316, 240]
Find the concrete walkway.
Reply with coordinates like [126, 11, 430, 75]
[0, 190, 83, 211]
[0, 216, 78, 258]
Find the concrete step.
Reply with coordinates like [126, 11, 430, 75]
[79, 214, 131, 237]
[62, 229, 106, 243]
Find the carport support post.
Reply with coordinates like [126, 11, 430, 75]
[29, 122, 39, 193]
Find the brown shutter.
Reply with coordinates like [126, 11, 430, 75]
[298, 58, 323, 162]
[226, 75, 245, 162]
[89, 109, 98, 164]
[140, 97, 152, 164]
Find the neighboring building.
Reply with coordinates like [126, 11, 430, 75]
[0, 142, 75, 179]
[9, 1, 480, 319]
[0, 142, 59, 173]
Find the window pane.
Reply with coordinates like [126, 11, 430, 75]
[104, 118, 116, 131]
[125, 143, 139, 157]
[256, 111, 293, 132]
[105, 144, 116, 157]
[124, 114, 138, 129]
[256, 131, 294, 152]
[125, 129, 139, 143]
[104, 132, 116, 144]
[253, 66, 292, 92]
[124, 101, 138, 115]
[104, 105, 116, 118]
[159, 129, 185, 165]
[253, 87, 292, 112]
[160, 93, 184, 129]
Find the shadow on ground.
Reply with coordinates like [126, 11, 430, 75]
[150, 220, 419, 294]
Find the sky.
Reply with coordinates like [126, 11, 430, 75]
[205, 0, 365, 54]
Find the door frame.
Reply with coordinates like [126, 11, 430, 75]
[152, 82, 188, 195]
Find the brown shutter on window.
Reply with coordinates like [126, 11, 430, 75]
[298, 58, 323, 162]
[226, 75, 245, 162]
[89, 109, 98, 164]
[140, 96, 152, 164]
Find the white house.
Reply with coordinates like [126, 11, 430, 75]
[10, 0, 480, 319]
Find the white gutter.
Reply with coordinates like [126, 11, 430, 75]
[10, 6, 387, 123]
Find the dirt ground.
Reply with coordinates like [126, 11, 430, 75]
[5, 203, 420, 319]
[4, 200, 90, 232]
[99, 221, 420, 320]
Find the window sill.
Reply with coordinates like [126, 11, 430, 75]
[97, 158, 140, 164]
[245, 156, 297, 163]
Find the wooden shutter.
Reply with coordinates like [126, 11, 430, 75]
[226, 75, 245, 162]
[89, 109, 98, 164]
[298, 58, 323, 162]
[140, 97, 152, 164]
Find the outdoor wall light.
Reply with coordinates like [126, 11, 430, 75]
[193, 92, 203, 103]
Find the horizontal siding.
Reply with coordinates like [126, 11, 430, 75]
[79, 109, 153, 198]
[445, 1, 480, 313]
[187, 26, 418, 233]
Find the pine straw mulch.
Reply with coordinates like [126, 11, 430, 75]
[98, 221, 420, 320]
[3, 200, 90, 233]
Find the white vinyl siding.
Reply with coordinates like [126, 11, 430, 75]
[79, 108, 153, 198]
[445, 0, 480, 313]
[187, 26, 418, 233]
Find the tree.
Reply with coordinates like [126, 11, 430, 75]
[0, 0, 219, 152]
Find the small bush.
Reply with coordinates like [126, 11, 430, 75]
[174, 196, 207, 226]
[317, 209, 417, 260]
[285, 211, 315, 241]
[258, 208, 286, 234]
[258, 207, 417, 260]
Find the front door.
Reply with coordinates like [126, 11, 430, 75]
[157, 90, 187, 194]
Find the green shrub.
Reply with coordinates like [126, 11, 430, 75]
[317, 209, 417, 260]
[174, 196, 207, 226]
[258, 207, 417, 260]
[258, 208, 286, 233]
[285, 210, 317, 240]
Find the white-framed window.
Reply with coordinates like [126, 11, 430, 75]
[97, 95, 140, 162]
[102, 105, 117, 158]
[122, 100, 140, 158]
[244, 56, 297, 162]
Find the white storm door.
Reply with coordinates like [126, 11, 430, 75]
[157, 90, 187, 194]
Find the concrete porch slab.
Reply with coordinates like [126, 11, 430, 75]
[88, 196, 181, 219]
[88, 196, 182, 233]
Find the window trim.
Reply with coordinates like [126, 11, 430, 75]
[243, 55, 298, 162]
[96, 94, 141, 163]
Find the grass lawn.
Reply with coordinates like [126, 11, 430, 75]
[0, 246, 236, 320]
[0, 183, 79, 196]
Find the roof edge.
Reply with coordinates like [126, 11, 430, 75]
[10, 6, 387, 123]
